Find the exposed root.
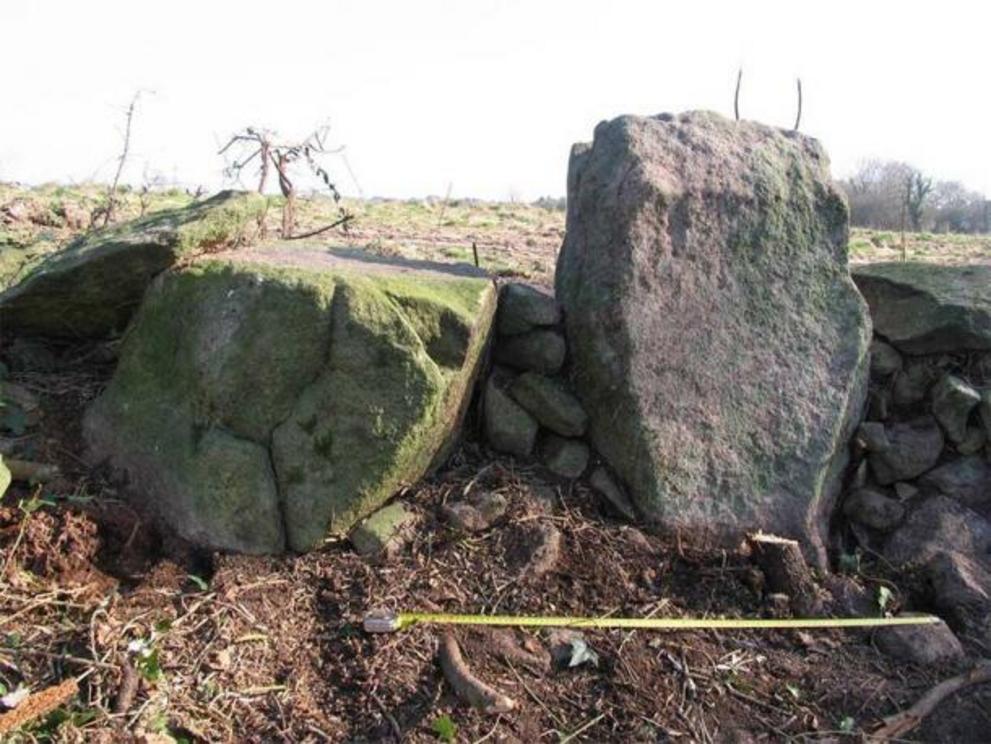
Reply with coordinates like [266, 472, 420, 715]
[871, 660, 991, 741]
[438, 633, 516, 714]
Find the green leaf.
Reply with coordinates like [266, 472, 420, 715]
[137, 648, 163, 682]
[838, 715, 856, 733]
[785, 683, 801, 700]
[187, 574, 209, 592]
[432, 714, 458, 742]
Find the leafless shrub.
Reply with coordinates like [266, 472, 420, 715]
[218, 125, 353, 239]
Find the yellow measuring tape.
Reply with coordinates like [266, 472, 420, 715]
[363, 610, 941, 634]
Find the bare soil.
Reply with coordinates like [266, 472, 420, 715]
[1, 345, 989, 743]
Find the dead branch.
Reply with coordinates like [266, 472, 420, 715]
[0, 678, 78, 734]
[113, 662, 139, 715]
[100, 92, 142, 227]
[793, 78, 803, 131]
[284, 214, 354, 241]
[438, 633, 516, 714]
[734, 68, 742, 121]
[871, 660, 991, 740]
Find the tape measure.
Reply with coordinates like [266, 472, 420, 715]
[363, 610, 941, 634]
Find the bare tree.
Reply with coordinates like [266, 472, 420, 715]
[219, 125, 353, 239]
[92, 91, 144, 227]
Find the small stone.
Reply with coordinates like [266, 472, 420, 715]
[918, 456, 991, 511]
[497, 283, 560, 335]
[870, 340, 903, 378]
[856, 422, 890, 452]
[349, 502, 416, 559]
[957, 426, 987, 456]
[931, 375, 981, 444]
[875, 619, 965, 665]
[442, 492, 507, 532]
[892, 363, 937, 409]
[539, 435, 589, 479]
[510, 372, 587, 436]
[869, 416, 944, 485]
[589, 466, 636, 521]
[493, 329, 566, 374]
[843, 488, 905, 531]
[483, 374, 538, 457]
[893, 482, 920, 501]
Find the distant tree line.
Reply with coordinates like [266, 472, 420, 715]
[837, 159, 990, 234]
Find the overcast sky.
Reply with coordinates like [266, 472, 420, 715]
[2, 0, 988, 200]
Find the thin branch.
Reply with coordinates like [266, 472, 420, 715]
[284, 213, 354, 241]
[793, 78, 803, 131]
[734, 68, 742, 121]
[102, 91, 142, 226]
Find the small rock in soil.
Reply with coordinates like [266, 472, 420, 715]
[510, 372, 587, 436]
[483, 373, 538, 457]
[441, 492, 507, 532]
[505, 522, 562, 578]
[874, 618, 965, 664]
[493, 329, 566, 374]
[870, 340, 903, 378]
[869, 416, 944, 485]
[539, 434, 589, 479]
[497, 282, 560, 335]
[589, 466, 636, 521]
[843, 488, 905, 531]
[931, 374, 981, 444]
[349, 502, 416, 560]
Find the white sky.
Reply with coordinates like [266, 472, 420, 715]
[1, 0, 988, 200]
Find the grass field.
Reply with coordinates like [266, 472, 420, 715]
[3, 183, 990, 294]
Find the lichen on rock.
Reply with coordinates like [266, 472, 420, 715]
[556, 111, 870, 565]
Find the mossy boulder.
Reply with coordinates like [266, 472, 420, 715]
[84, 245, 495, 553]
[852, 263, 991, 354]
[556, 111, 870, 565]
[0, 191, 266, 338]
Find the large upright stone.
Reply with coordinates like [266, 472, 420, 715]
[556, 111, 870, 564]
[0, 191, 267, 338]
[852, 263, 991, 354]
[84, 245, 495, 553]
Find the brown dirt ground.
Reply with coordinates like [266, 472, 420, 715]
[1, 344, 989, 743]
[2, 189, 991, 741]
